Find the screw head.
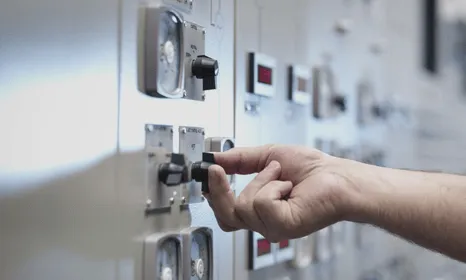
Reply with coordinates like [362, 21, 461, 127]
[146, 125, 154, 132]
[202, 93, 206, 101]
[202, 29, 206, 35]
[146, 199, 152, 207]
[181, 197, 186, 203]
[201, 130, 205, 136]
[183, 90, 187, 97]
[181, 128, 187, 134]
[169, 197, 175, 204]
[170, 128, 174, 133]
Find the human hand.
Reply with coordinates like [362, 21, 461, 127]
[204, 144, 364, 242]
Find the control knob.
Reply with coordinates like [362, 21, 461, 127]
[332, 95, 347, 112]
[158, 154, 188, 186]
[192, 55, 219, 91]
[191, 153, 216, 193]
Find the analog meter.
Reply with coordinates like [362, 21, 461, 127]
[144, 233, 182, 280]
[138, 5, 185, 98]
[181, 227, 213, 280]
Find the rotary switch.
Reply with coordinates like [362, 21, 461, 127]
[191, 153, 216, 194]
[332, 95, 347, 112]
[158, 153, 188, 186]
[192, 55, 219, 91]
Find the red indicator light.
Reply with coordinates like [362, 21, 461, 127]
[257, 238, 271, 256]
[279, 240, 289, 249]
[258, 65, 273, 85]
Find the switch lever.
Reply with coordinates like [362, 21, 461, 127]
[192, 55, 219, 91]
[191, 153, 216, 193]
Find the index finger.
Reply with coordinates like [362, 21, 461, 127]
[213, 144, 274, 175]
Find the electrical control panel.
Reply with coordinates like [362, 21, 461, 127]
[288, 65, 312, 105]
[248, 52, 277, 97]
[312, 66, 346, 119]
[138, 4, 218, 101]
[356, 79, 387, 126]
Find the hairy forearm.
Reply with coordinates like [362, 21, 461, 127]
[352, 164, 466, 262]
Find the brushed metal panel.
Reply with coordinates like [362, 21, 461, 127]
[0, 1, 120, 280]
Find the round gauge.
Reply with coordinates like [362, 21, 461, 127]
[157, 10, 183, 96]
[190, 231, 211, 280]
[157, 238, 180, 280]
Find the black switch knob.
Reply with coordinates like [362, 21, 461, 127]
[192, 55, 219, 91]
[191, 153, 216, 193]
[158, 154, 188, 186]
[332, 95, 347, 112]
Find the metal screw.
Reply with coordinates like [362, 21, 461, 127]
[181, 128, 187, 134]
[202, 29, 206, 35]
[202, 93, 206, 101]
[146, 199, 152, 208]
[184, 21, 188, 27]
[146, 125, 154, 132]
[201, 130, 205, 136]
[170, 128, 174, 133]
[183, 90, 187, 97]
[169, 197, 175, 204]
[189, 0, 193, 7]
[181, 197, 186, 203]
[173, 191, 177, 196]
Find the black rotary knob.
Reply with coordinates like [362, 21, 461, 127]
[191, 153, 216, 193]
[192, 55, 219, 91]
[332, 95, 347, 112]
[158, 153, 188, 186]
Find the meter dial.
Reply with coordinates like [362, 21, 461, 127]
[144, 234, 181, 280]
[182, 227, 213, 280]
[157, 10, 183, 96]
[140, 6, 185, 98]
[157, 238, 180, 280]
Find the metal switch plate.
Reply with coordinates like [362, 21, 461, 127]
[179, 126, 205, 204]
[145, 124, 177, 210]
[184, 21, 206, 101]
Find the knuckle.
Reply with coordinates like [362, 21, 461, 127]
[219, 223, 236, 232]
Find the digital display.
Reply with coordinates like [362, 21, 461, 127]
[279, 240, 290, 249]
[297, 77, 307, 92]
[258, 65, 273, 85]
[257, 239, 271, 256]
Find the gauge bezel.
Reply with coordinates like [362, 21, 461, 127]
[181, 227, 213, 280]
[138, 4, 186, 98]
[143, 233, 182, 280]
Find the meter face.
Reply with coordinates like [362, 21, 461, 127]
[182, 227, 213, 280]
[144, 234, 181, 280]
[190, 231, 210, 280]
[157, 238, 180, 280]
[157, 10, 183, 95]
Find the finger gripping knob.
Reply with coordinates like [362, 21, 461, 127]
[191, 153, 216, 193]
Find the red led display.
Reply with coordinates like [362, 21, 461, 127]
[258, 65, 273, 85]
[257, 238, 271, 256]
[279, 240, 290, 249]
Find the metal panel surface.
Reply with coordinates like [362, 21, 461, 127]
[118, 1, 235, 280]
[0, 0, 120, 280]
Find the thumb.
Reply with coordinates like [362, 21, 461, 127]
[253, 181, 294, 241]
